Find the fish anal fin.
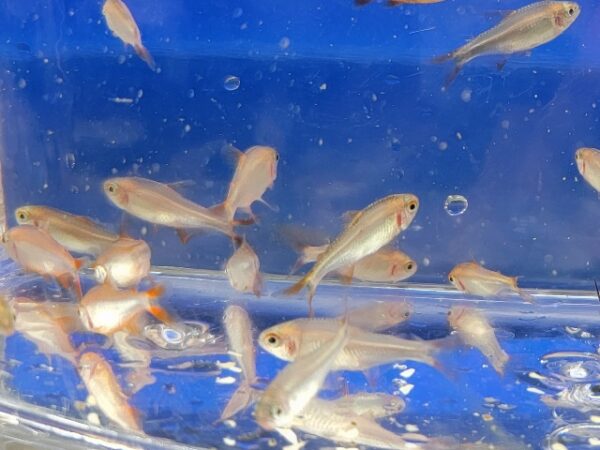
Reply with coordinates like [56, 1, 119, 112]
[496, 59, 508, 71]
[484, 9, 516, 20]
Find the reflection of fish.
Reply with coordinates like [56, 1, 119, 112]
[102, 0, 155, 70]
[15, 205, 119, 256]
[435, 1, 580, 85]
[112, 331, 155, 394]
[356, 0, 443, 6]
[2, 225, 84, 299]
[576, 147, 600, 194]
[78, 352, 142, 432]
[283, 194, 419, 308]
[103, 177, 241, 244]
[448, 306, 509, 376]
[255, 320, 348, 430]
[329, 392, 405, 419]
[225, 239, 262, 297]
[93, 237, 151, 288]
[0, 295, 15, 336]
[259, 318, 449, 371]
[346, 301, 412, 332]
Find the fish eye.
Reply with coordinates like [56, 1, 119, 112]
[408, 201, 417, 211]
[272, 406, 283, 417]
[403, 311, 410, 318]
[449, 276, 454, 283]
[406, 262, 414, 271]
[568, 7, 574, 15]
[275, 153, 280, 161]
[107, 183, 116, 193]
[16, 210, 27, 221]
[265, 333, 280, 346]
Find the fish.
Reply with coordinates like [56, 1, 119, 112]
[213, 145, 279, 223]
[448, 306, 509, 376]
[258, 318, 449, 371]
[449, 261, 533, 302]
[220, 305, 260, 421]
[103, 177, 241, 245]
[79, 284, 170, 335]
[1, 225, 84, 299]
[292, 398, 422, 450]
[254, 319, 349, 430]
[102, 0, 155, 70]
[112, 330, 155, 394]
[13, 298, 81, 365]
[434, 1, 580, 85]
[0, 295, 15, 336]
[575, 147, 600, 193]
[93, 237, 151, 289]
[283, 194, 419, 309]
[225, 239, 262, 297]
[356, 0, 443, 6]
[78, 351, 142, 432]
[329, 392, 406, 419]
[14, 205, 119, 256]
[346, 301, 412, 332]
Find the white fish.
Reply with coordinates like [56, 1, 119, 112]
[102, 0, 155, 70]
[225, 239, 262, 297]
[93, 237, 151, 288]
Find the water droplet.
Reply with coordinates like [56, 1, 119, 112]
[65, 152, 75, 169]
[460, 88, 472, 103]
[223, 75, 240, 91]
[279, 37, 290, 50]
[444, 195, 468, 216]
[17, 78, 26, 89]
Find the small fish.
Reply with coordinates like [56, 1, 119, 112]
[112, 331, 155, 394]
[346, 301, 412, 332]
[356, 0, 443, 6]
[448, 306, 509, 376]
[102, 0, 155, 70]
[14, 205, 119, 256]
[449, 261, 533, 302]
[0, 295, 15, 336]
[225, 239, 262, 297]
[435, 1, 580, 85]
[78, 351, 142, 432]
[254, 319, 349, 430]
[213, 145, 279, 223]
[1, 225, 84, 299]
[93, 237, 151, 288]
[13, 298, 81, 365]
[575, 147, 600, 193]
[220, 305, 259, 421]
[258, 318, 449, 371]
[79, 284, 169, 335]
[329, 392, 406, 419]
[292, 398, 420, 450]
[283, 194, 419, 308]
[103, 177, 241, 244]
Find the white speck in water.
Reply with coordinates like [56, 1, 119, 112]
[399, 384, 414, 395]
[65, 153, 75, 169]
[279, 37, 290, 50]
[223, 437, 236, 446]
[17, 78, 26, 89]
[526, 387, 545, 395]
[319, 83, 327, 91]
[187, 89, 195, 98]
[184, 124, 191, 133]
[223, 419, 236, 428]
[438, 141, 448, 151]
[551, 443, 568, 450]
[140, 226, 148, 236]
[400, 368, 415, 379]
[501, 120, 510, 129]
[224, 75, 240, 91]
[318, 138, 324, 146]
[444, 195, 468, 216]
[216, 376, 237, 385]
[460, 88, 472, 102]
[405, 424, 419, 432]
[422, 257, 430, 267]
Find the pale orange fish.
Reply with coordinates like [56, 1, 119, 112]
[448, 306, 509, 376]
[284, 194, 419, 309]
[93, 237, 151, 289]
[356, 0, 443, 6]
[13, 298, 81, 365]
[346, 301, 412, 332]
[225, 239, 262, 297]
[103, 177, 241, 244]
[78, 351, 142, 432]
[102, 0, 155, 70]
[213, 145, 279, 223]
[259, 318, 450, 371]
[0, 295, 15, 336]
[435, 1, 580, 85]
[79, 284, 169, 335]
[15, 205, 119, 256]
[1, 225, 84, 299]
[575, 147, 600, 193]
[449, 261, 533, 302]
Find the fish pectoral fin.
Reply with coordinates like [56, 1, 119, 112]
[496, 59, 508, 71]
[253, 274, 263, 298]
[257, 197, 279, 213]
[166, 180, 196, 191]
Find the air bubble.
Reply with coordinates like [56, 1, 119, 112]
[444, 195, 468, 216]
[224, 75, 240, 91]
[65, 153, 75, 169]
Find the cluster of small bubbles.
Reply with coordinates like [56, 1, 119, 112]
[64, 153, 76, 169]
[444, 195, 468, 216]
[279, 37, 290, 50]
[224, 75, 240, 91]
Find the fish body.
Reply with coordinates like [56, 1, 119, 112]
[576, 147, 600, 193]
[330, 392, 406, 419]
[2, 225, 83, 298]
[102, 0, 155, 69]
[0, 295, 15, 336]
[254, 320, 349, 430]
[93, 237, 151, 288]
[449, 261, 532, 301]
[79, 284, 167, 335]
[284, 194, 419, 306]
[448, 306, 509, 375]
[346, 301, 412, 332]
[225, 240, 262, 297]
[338, 248, 417, 283]
[103, 177, 238, 242]
[437, 1, 580, 82]
[216, 145, 279, 222]
[14, 205, 119, 256]
[259, 318, 442, 371]
[78, 351, 142, 432]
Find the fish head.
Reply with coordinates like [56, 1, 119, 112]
[393, 194, 419, 231]
[78, 351, 103, 378]
[248, 145, 279, 182]
[258, 324, 300, 361]
[553, 2, 580, 28]
[575, 147, 599, 177]
[254, 392, 291, 430]
[14, 206, 35, 225]
[103, 178, 129, 206]
[447, 306, 468, 329]
[393, 257, 417, 280]
[448, 265, 465, 291]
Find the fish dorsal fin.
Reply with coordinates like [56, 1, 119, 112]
[221, 143, 244, 168]
[75, 215, 101, 227]
[341, 210, 362, 226]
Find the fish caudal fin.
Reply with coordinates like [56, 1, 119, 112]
[253, 274, 263, 298]
[282, 275, 309, 297]
[134, 44, 155, 71]
[219, 382, 258, 422]
[57, 273, 82, 300]
[145, 284, 172, 324]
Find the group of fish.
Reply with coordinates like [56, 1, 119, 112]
[103, 0, 580, 88]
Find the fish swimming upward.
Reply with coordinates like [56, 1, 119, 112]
[435, 1, 580, 85]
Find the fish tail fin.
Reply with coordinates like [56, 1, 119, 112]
[432, 51, 455, 65]
[146, 284, 172, 323]
[146, 284, 165, 300]
[58, 273, 82, 300]
[74, 257, 89, 271]
[432, 52, 465, 88]
[134, 43, 155, 71]
[218, 382, 257, 422]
